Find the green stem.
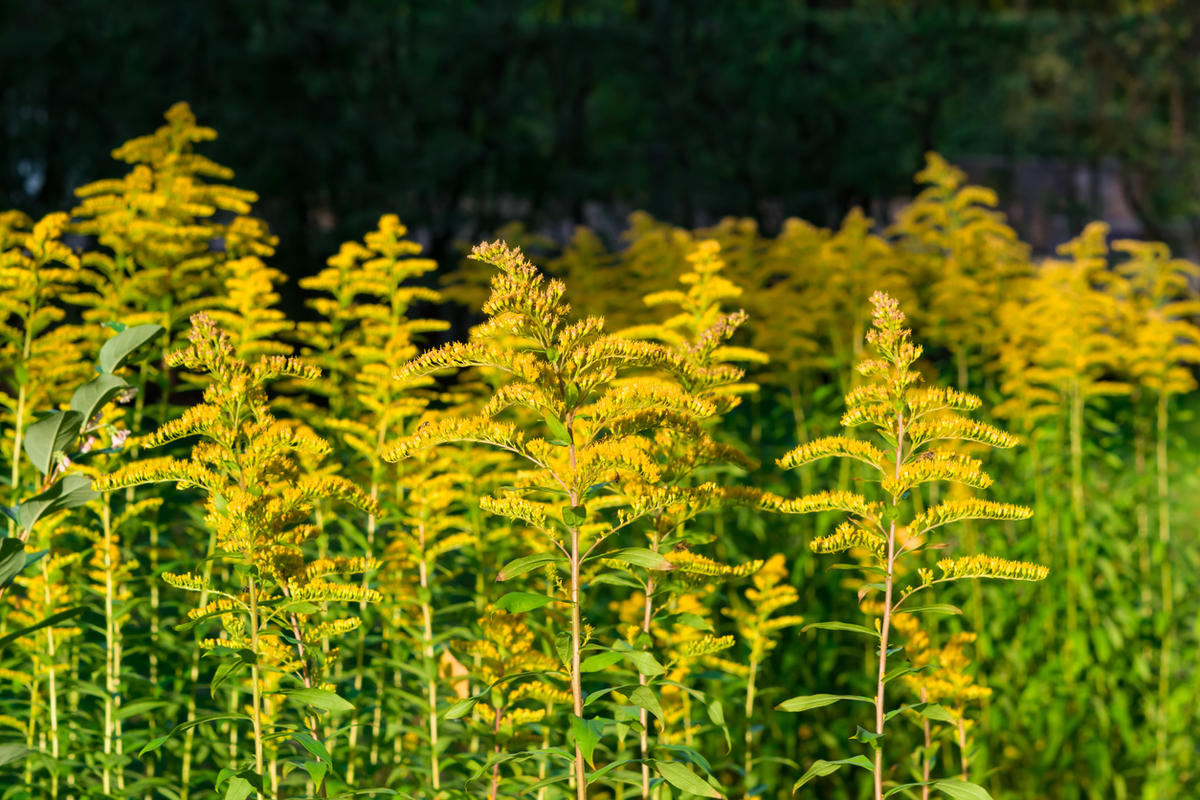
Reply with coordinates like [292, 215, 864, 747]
[248, 574, 267, 799]
[1155, 391, 1173, 785]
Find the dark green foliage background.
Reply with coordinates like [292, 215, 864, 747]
[4, 1, 1199, 280]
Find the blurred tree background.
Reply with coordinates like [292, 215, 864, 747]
[2, 0, 1198, 288]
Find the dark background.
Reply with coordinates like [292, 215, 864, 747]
[4, 0, 1198, 279]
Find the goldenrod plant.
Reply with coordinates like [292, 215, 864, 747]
[889, 153, 1030, 391]
[769, 292, 1045, 799]
[892, 613, 991, 795]
[1108, 238, 1200, 793]
[385, 241, 729, 799]
[94, 315, 378, 798]
[711, 554, 802, 789]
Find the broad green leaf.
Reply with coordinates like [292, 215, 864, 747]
[544, 412, 571, 443]
[0, 606, 85, 650]
[211, 660, 246, 694]
[933, 779, 994, 800]
[901, 604, 963, 616]
[139, 712, 251, 756]
[851, 725, 885, 748]
[571, 715, 604, 767]
[284, 688, 353, 713]
[225, 777, 254, 800]
[655, 760, 723, 798]
[707, 698, 732, 752]
[918, 703, 957, 724]
[495, 591, 557, 613]
[629, 685, 663, 721]
[776, 694, 873, 713]
[0, 743, 27, 766]
[623, 649, 666, 677]
[0, 539, 24, 588]
[579, 651, 623, 672]
[802, 621, 880, 638]
[793, 755, 875, 791]
[98, 323, 164, 373]
[562, 504, 587, 527]
[675, 612, 713, 631]
[292, 731, 332, 763]
[497, 553, 562, 582]
[15, 474, 98, 532]
[24, 410, 83, 475]
[444, 695, 482, 720]
[303, 760, 328, 788]
[603, 547, 672, 570]
[69, 373, 129, 429]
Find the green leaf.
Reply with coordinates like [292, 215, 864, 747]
[902, 604, 963, 616]
[776, 693, 873, 713]
[0, 539, 25, 588]
[918, 704, 958, 724]
[0, 606, 85, 650]
[544, 412, 571, 443]
[629, 685, 663, 721]
[69, 373, 129, 429]
[802, 621, 880, 638]
[292, 731, 332, 763]
[623, 649, 666, 677]
[603, 547, 672, 570]
[15, 474, 98, 532]
[494, 591, 558, 613]
[933, 779, 994, 800]
[851, 725, 885, 748]
[706, 698, 732, 752]
[793, 756, 875, 791]
[443, 696, 480, 720]
[562, 504, 587, 527]
[675, 612, 713, 631]
[570, 715, 604, 767]
[211, 660, 247, 694]
[497, 553, 562, 582]
[883, 666, 919, 685]
[225, 777, 254, 800]
[98, 323, 164, 373]
[656, 760, 723, 798]
[0, 743, 27, 767]
[139, 712, 251, 756]
[284, 688, 353, 713]
[303, 760, 328, 788]
[24, 410, 83, 475]
[579, 651, 623, 672]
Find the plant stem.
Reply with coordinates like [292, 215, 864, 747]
[957, 719, 968, 780]
[920, 688, 931, 800]
[1155, 390, 1173, 785]
[875, 519, 895, 800]
[419, 525, 441, 792]
[875, 407, 905, 800]
[639, 571, 656, 798]
[181, 524, 219, 800]
[744, 656, 759, 792]
[569, 522, 586, 800]
[248, 574, 267, 799]
[566, 416, 587, 800]
[1066, 382, 1083, 646]
[101, 504, 116, 797]
[489, 705, 504, 800]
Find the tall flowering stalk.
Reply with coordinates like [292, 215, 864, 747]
[95, 314, 379, 798]
[385, 241, 728, 799]
[769, 292, 1046, 799]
